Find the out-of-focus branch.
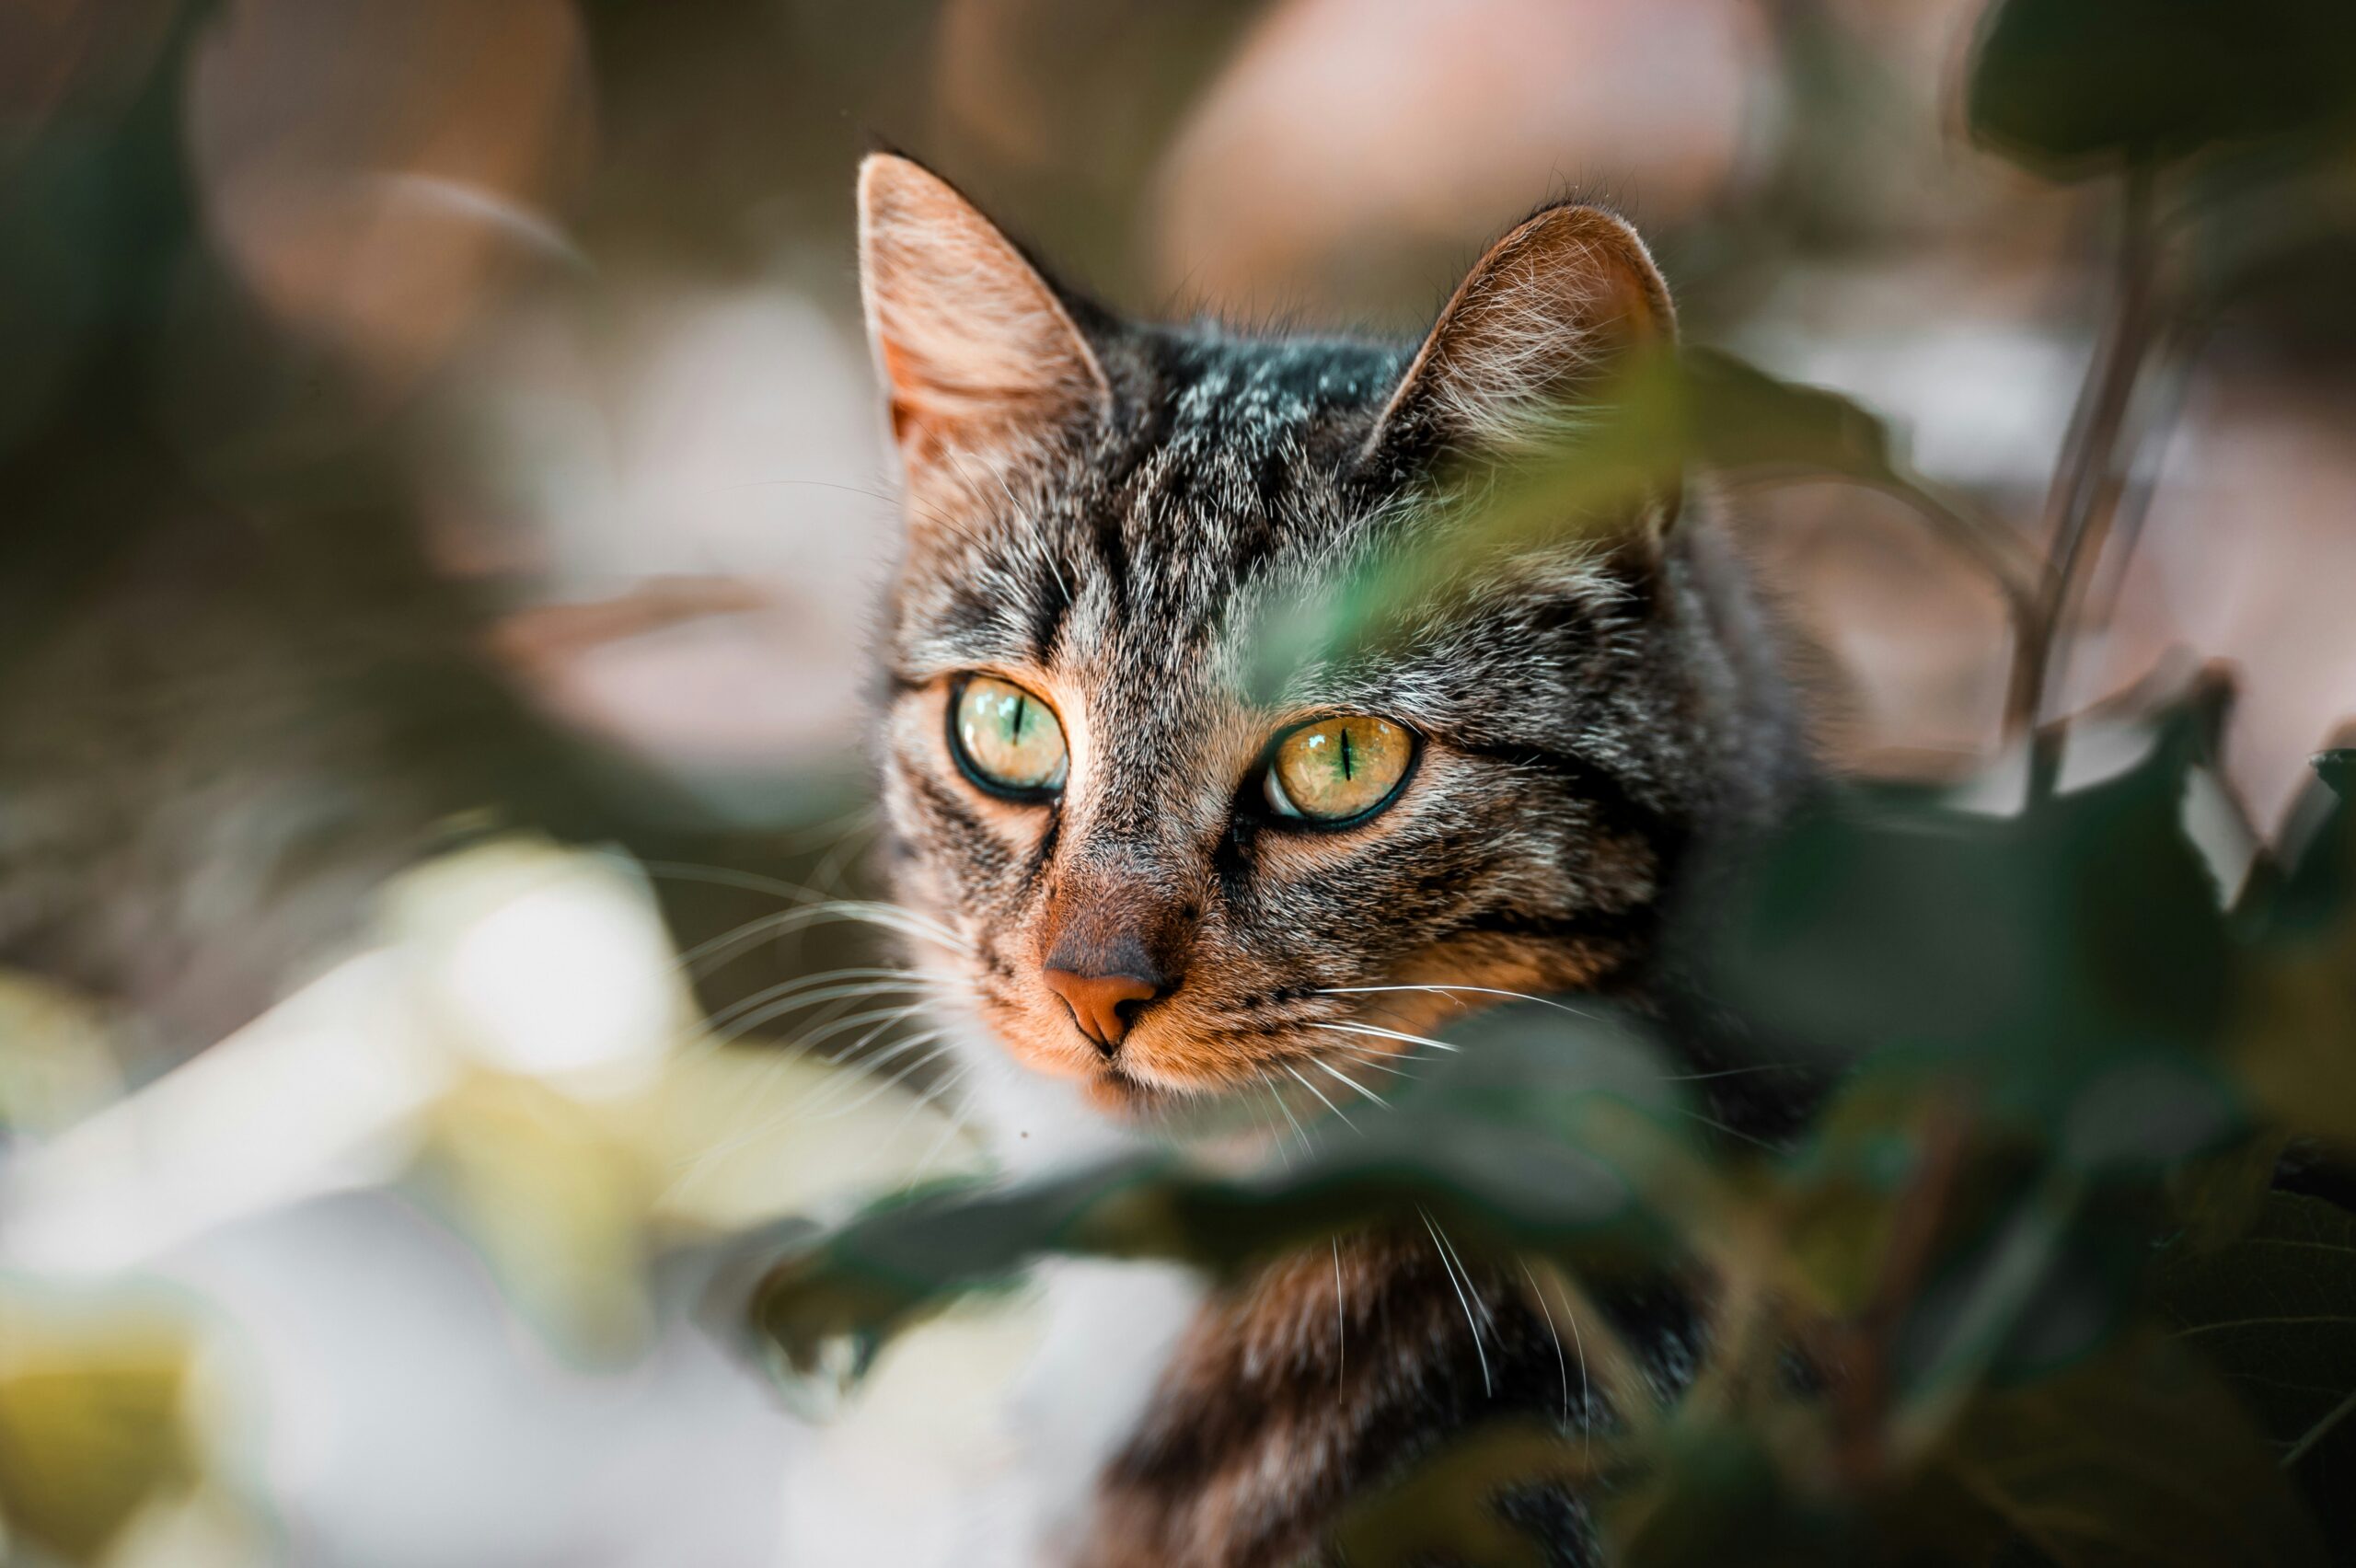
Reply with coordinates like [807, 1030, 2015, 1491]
[1854, 471, 2048, 623]
[2011, 164, 2168, 795]
[489, 575, 770, 672]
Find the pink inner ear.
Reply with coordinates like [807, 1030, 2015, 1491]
[857, 156, 1110, 467]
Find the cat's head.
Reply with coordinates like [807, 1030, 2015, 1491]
[860, 153, 1788, 1124]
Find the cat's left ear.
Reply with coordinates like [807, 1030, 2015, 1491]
[857, 154, 1111, 475]
[1359, 203, 1679, 535]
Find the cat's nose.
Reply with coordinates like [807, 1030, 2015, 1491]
[1041, 964, 1165, 1054]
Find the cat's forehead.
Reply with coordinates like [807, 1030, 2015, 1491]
[891, 329, 1415, 691]
[1152, 330, 1404, 453]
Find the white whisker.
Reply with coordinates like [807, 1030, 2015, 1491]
[678, 901, 973, 978]
[803, 1041, 956, 1123]
[1332, 1238, 1347, 1410]
[793, 1025, 951, 1109]
[705, 974, 939, 1035]
[1305, 1020, 1461, 1055]
[1315, 984, 1603, 1020]
[1257, 1071, 1317, 1159]
[897, 1068, 981, 1186]
[1313, 1057, 1391, 1109]
[763, 1001, 935, 1058]
[1281, 1061, 1357, 1131]
[1245, 1090, 1295, 1170]
[1672, 1105, 1782, 1151]
[1324, 1045, 1417, 1078]
[1521, 1261, 1571, 1427]
[1420, 1207, 1491, 1397]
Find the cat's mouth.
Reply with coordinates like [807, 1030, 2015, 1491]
[964, 958, 1490, 1124]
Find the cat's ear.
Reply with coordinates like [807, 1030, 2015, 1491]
[857, 154, 1111, 473]
[1359, 202, 1677, 513]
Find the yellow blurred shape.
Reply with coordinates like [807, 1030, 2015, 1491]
[0, 974, 124, 1137]
[0, 1294, 195, 1566]
[423, 1068, 660, 1362]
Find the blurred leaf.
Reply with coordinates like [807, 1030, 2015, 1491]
[1929, 1330, 2327, 1566]
[2254, 750, 2356, 939]
[2162, 1130, 2291, 1254]
[1604, 1412, 1840, 1568]
[2226, 754, 2356, 1148]
[756, 1009, 1722, 1379]
[1328, 1421, 1600, 1568]
[0, 1301, 196, 1564]
[420, 1070, 659, 1364]
[1709, 703, 2236, 1140]
[1246, 348, 1950, 700]
[1968, 0, 2356, 178]
[1680, 347, 1900, 482]
[0, 972, 124, 1135]
[1776, 1074, 1958, 1318]
[1888, 1166, 2116, 1443]
[2153, 1190, 2356, 1546]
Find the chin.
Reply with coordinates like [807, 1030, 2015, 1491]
[1077, 1066, 1212, 1121]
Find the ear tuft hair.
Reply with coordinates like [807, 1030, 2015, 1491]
[1361, 203, 1676, 472]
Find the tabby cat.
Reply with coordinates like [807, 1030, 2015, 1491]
[856, 152, 1815, 1567]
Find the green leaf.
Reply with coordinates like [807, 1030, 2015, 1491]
[755, 1009, 1718, 1379]
[2227, 754, 2356, 1148]
[1706, 701, 2237, 1137]
[2152, 1190, 2356, 1548]
[1604, 1414, 1840, 1568]
[1930, 1330, 2327, 1567]
[1327, 1421, 1598, 1568]
[1968, 0, 2356, 179]
[1679, 346, 1900, 482]
[2314, 750, 2356, 802]
[1241, 348, 1913, 701]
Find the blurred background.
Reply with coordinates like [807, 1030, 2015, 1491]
[1, 1, 2350, 1564]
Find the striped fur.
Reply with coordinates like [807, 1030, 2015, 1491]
[857, 155, 1813, 1564]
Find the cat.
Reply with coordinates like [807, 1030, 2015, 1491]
[854, 151, 1816, 1567]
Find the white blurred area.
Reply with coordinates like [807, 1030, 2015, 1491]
[423, 282, 900, 784]
[0, 837, 1011, 1566]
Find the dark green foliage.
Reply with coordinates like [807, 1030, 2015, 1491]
[1968, 0, 2356, 177]
[2154, 1192, 2356, 1544]
[756, 730, 2356, 1562]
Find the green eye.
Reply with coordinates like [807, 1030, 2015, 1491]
[1263, 716, 1414, 824]
[952, 674, 1068, 797]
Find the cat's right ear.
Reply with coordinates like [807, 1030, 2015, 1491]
[857, 154, 1111, 478]
[1357, 202, 1680, 534]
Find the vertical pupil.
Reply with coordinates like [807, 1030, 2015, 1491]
[1338, 723, 1354, 780]
[1009, 693, 1028, 743]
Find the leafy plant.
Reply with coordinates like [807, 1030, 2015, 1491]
[745, 0, 2356, 1562]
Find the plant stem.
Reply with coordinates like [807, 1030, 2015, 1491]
[2008, 163, 2165, 797]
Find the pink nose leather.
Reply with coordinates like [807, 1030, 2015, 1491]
[1042, 967, 1161, 1053]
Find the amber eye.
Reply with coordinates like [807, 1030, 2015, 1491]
[951, 674, 1068, 798]
[1262, 716, 1415, 824]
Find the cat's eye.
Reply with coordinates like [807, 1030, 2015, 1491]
[951, 674, 1068, 799]
[1262, 716, 1415, 824]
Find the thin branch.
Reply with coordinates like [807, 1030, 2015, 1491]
[2282, 1385, 2356, 1471]
[1852, 471, 2049, 623]
[489, 574, 769, 670]
[2010, 164, 2165, 794]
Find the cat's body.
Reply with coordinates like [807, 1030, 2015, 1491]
[854, 155, 1815, 1565]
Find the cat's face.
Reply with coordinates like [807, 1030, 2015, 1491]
[860, 156, 1750, 1122]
